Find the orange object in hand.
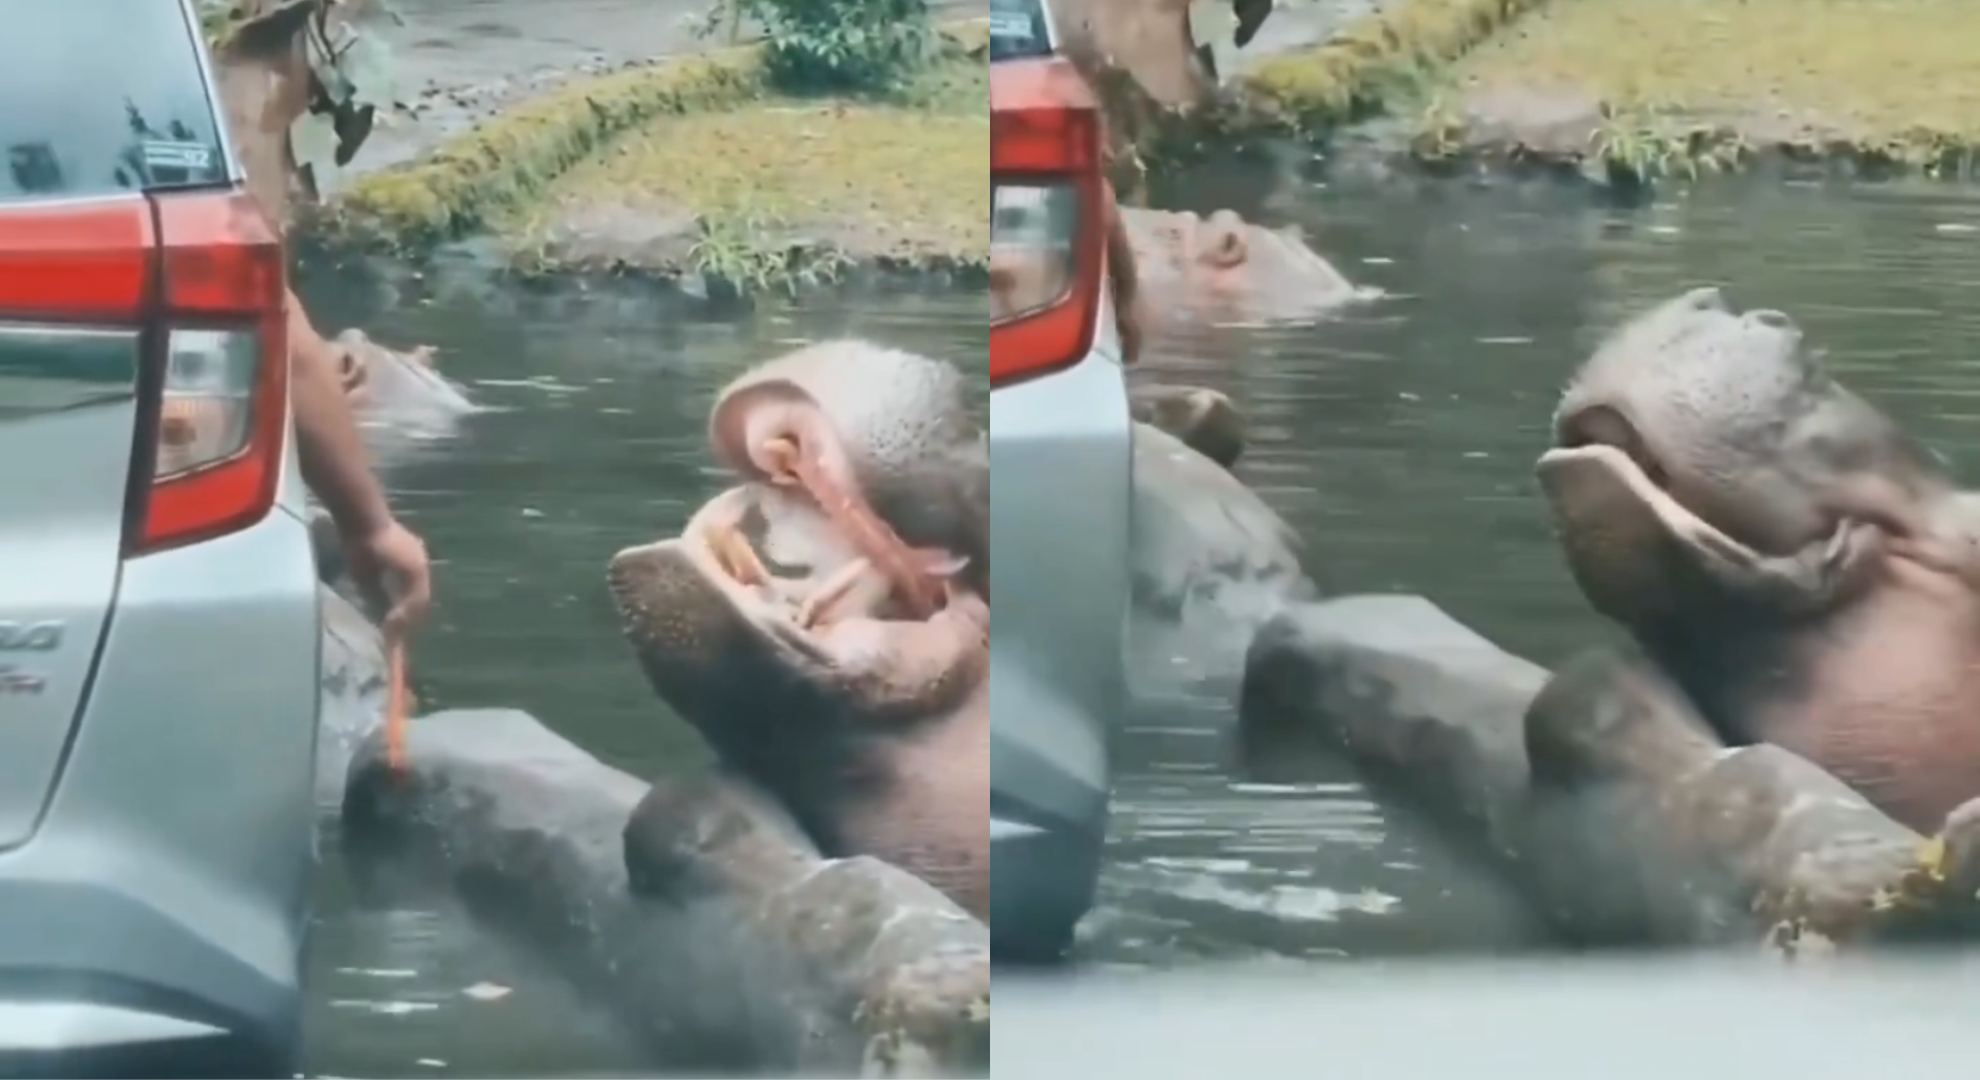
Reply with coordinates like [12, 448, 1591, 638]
[386, 639, 409, 773]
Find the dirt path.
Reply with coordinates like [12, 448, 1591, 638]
[334, 0, 986, 186]
[1227, 0, 1383, 73]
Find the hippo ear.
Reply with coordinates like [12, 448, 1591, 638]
[224, 0, 322, 59]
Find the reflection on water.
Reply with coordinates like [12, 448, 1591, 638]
[295, 273, 984, 1076]
[1086, 177, 1980, 966]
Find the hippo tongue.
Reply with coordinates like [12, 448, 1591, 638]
[754, 433, 952, 618]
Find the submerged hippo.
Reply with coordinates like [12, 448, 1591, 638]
[607, 483, 989, 920]
[1130, 382, 1245, 469]
[1536, 286, 1980, 832]
[1119, 207, 1368, 329]
[708, 340, 987, 616]
[336, 329, 473, 423]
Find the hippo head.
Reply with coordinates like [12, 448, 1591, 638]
[334, 329, 470, 419]
[606, 483, 988, 849]
[1117, 208, 1363, 328]
[707, 341, 988, 615]
[1537, 287, 1955, 631]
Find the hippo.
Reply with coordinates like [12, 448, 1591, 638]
[335, 329, 474, 427]
[1130, 382, 1245, 468]
[1535, 286, 1980, 833]
[606, 482, 989, 920]
[1119, 207, 1370, 329]
[707, 340, 988, 616]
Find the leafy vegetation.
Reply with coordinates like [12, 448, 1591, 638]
[698, 0, 937, 94]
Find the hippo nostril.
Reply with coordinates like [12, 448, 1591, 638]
[1557, 404, 1671, 489]
[1680, 286, 1729, 313]
[1744, 309, 1795, 331]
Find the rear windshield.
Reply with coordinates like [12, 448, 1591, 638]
[0, 0, 229, 203]
[991, 0, 1054, 62]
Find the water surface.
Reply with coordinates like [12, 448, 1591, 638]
[294, 273, 984, 1076]
[1086, 176, 1980, 966]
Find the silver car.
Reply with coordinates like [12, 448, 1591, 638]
[0, 0, 319, 1073]
[989, 0, 1129, 963]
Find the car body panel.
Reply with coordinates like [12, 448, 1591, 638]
[0, 0, 317, 1066]
[0, 321, 145, 849]
[989, 292, 1132, 956]
[989, 0, 1131, 952]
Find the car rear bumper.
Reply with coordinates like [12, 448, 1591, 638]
[0, 506, 319, 1072]
[989, 331, 1132, 959]
[990, 655, 1111, 961]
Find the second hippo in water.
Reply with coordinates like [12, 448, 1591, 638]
[337, 329, 474, 424]
[1536, 286, 1980, 833]
[1119, 207, 1372, 330]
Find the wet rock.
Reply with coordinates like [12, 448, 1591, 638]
[1458, 88, 1607, 166]
[1237, 595, 1980, 951]
[341, 709, 990, 1077]
[1237, 593, 1542, 821]
[1128, 421, 1315, 686]
[1525, 650, 1980, 949]
[318, 584, 387, 805]
[1130, 383, 1245, 468]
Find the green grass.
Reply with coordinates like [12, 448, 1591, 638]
[1451, 0, 1980, 177]
[496, 52, 987, 288]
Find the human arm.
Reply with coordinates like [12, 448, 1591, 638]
[286, 287, 433, 635]
[1103, 181, 1143, 366]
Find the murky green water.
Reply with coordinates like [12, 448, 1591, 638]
[283, 175, 1980, 1064]
[1087, 176, 1980, 966]
[292, 269, 984, 1076]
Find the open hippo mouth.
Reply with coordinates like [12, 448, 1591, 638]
[606, 485, 987, 764]
[1533, 287, 1964, 626]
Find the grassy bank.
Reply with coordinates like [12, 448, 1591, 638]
[495, 53, 986, 287]
[1428, 0, 1980, 182]
[306, 22, 988, 289]
[1235, 0, 1548, 131]
[1119, 0, 1545, 184]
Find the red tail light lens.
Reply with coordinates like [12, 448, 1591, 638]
[0, 200, 153, 322]
[139, 190, 289, 554]
[990, 58, 1108, 387]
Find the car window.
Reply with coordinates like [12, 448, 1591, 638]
[0, 0, 229, 203]
[990, 0, 1054, 62]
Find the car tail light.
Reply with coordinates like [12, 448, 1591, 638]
[137, 190, 289, 554]
[0, 201, 154, 322]
[990, 58, 1108, 386]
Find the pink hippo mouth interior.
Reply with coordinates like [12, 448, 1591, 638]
[609, 486, 909, 678]
[607, 483, 987, 760]
[1536, 406, 1778, 620]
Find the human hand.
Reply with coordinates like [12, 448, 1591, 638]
[342, 517, 433, 640]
